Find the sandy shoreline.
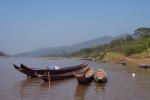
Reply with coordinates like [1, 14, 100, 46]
[103, 56, 150, 66]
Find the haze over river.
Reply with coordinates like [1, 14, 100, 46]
[0, 57, 150, 100]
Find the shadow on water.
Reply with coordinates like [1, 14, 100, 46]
[74, 83, 91, 100]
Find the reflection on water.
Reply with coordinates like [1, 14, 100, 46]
[18, 77, 76, 100]
[74, 84, 91, 100]
[20, 78, 41, 88]
[40, 79, 73, 88]
[95, 83, 106, 93]
[1, 57, 150, 100]
[18, 78, 44, 100]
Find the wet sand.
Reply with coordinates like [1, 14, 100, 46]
[103, 56, 150, 66]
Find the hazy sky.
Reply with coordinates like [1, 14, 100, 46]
[0, 0, 150, 55]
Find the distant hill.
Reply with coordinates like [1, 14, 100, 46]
[0, 51, 7, 56]
[15, 34, 129, 57]
[72, 27, 150, 58]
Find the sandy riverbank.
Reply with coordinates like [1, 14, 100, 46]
[102, 53, 150, 66]
[122, 57, 150, 65]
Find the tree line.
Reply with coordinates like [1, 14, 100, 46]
[71, 27, 150, 58]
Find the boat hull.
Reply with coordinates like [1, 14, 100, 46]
[74, 68, 94, 84]
[76, 76, 93, 84]
[13, 63, 87, 78]
[42, 74, 74, 81]
[42, 67, 88, 81]
[94, 77, 107, 83]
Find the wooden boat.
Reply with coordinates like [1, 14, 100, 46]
[13, 63, 87, 78]
[74, 67, 94, 84]
[42, 67, 88, 81]
[139, 64, 150, 68]
[94, 69, 107, 83]
[117, 60, 127, 65]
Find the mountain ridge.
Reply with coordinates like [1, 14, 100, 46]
[15, 34, 129, 57]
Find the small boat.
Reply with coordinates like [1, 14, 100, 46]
[94, 69, 107, 83]
[139, 64, 150, 68]
[117, 60, 127, 65]
[74, 67, 94, 84]
[42, 67, 88, 81]
[13, 63, 87, 78]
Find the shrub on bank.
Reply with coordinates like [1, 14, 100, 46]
[123, 44, 146, 56]
[103, 52, 124, 61]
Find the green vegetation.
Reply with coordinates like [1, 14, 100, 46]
[71, 27, 150, 59]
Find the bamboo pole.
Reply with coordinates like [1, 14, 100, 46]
[47, 67, 50, 88]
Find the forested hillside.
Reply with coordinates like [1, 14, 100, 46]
[72, 28, 150, 59]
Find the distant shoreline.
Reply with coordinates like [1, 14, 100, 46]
[1, 55, 150, 66]
[37, 56, 70, 60]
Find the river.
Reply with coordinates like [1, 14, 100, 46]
[0, 57, 150, 100]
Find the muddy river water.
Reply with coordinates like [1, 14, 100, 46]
[0, 57, 150, 100]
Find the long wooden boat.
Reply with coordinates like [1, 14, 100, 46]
[94, 69, 107, 83]
[74, 67, 94, 84]
[13, 63, 87, 78]
[42, 67, 88, 81]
